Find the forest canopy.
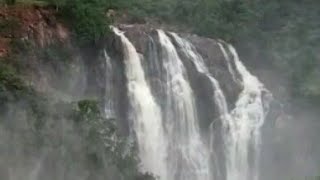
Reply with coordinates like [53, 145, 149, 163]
[2, 0, 319, 102]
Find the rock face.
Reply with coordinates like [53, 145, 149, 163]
[0, 5, 243, 125]
[0, 6, 69, 55]
[106, 24, 242, 133]
[1, 9, 271, 178]
[0, 6, 108, 103]
[103, 25, 271, 180]
[2, 7, 319, 179]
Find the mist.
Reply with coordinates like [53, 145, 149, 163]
[1, 0, 320, 180]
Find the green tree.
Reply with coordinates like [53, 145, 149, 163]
[5, 0, 15, 5]
[58, 0, 113, 45]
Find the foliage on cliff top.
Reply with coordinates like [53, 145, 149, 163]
[113, 0, 320, 104]
[59, 0, 112, 45]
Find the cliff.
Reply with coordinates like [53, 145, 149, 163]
[0, 6, 248, 180]
[1, 5, 318, 180]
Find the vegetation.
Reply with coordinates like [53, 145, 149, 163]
[0, 17, 20, 37]
[1, 0, 112, 44]
[39, 43, 72, 63]
[0, 58, 37, 105]
[0, 58, 48, 132]
[39, 0, 315, 103]
[59, 0, 112, 45]
[114, 0, 320, 104]
[0, 0, 319, 177]
[0, 57, 154, 179]
[0, 18, 150, 175]
[70, 100, 155, 180]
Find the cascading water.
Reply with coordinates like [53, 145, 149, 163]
[157, 30, 211, 180]
[107, 27, 271, 180]
[169, 33, 230, 118]
[171, 33, 231, 180]
[168, 33, 271, 180]
[219, 43, 271, 180]
[112, 27, 168, 179]
[103, 50, 115, 118]
[217, 43, 237, 82]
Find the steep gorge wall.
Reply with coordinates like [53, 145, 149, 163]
[108, 25, 243, 131]
[0, 6, 288, 180]
[0, 6, 107, 101]
[1, 7, 243, 109]
[0, 7, 122, 180]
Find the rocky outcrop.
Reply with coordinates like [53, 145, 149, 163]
[116, 24, 241, 106]
[0, 6, 69, 55]
[103, 24, 243, 134]
[0, 6, 109, 103]
[0, 7, 277, 179]
[1, 4, 243, 112]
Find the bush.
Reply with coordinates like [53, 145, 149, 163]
[39, 43, 71, 63]
[0, 59, 50, 132]
[61, 0, 112, 45]
[10, 38, 33, 54]
[0, 60, 25, 92]
[0, 17, 20, 37]
[4, 0, 15, 5]
[70, 99, 155, 180]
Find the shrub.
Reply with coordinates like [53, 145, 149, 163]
[10, 38, 33, 54]
[39, 43, 71, 63]
[0, 60, 25, 92]
[0, 17, 20, 37]
[61, 0, 111, 45]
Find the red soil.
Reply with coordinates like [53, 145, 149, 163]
[0, 5, 69, 57]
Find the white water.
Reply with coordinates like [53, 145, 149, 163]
[111, 27, 270, 180]
[157, 30, 211, 180]
[219, 43, 271, 180]
[112, 27, 168, 179]
[171, 33, 271, 180]
[171, 33, 231, 180]
[103, 50, 115, 118]
[28, 158, 44, 180]
[170, 33, 229, 117]
[217, 43, 237, 82]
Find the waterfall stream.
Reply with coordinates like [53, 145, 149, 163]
[108, 28, 271, 180]
[113, 27, 169, 179]
[171, 33, 231, 180]
[219, 43, 272, 180]
[104, 50, 115, 119]
[157, 30, 211, 180]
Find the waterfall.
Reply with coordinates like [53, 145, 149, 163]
[104, 50, 115, 119]
[157, 30, 211, 180]
[219, 43, 271, 180]
[170, 33, 231, 180]
[28, 159, 43, 180]
[112, 27, 168, 179]
[169, 33, 229, 117]
[108, 27, 271, 180]
[217, 43, 237, 82]
[170, 33, 271, 180]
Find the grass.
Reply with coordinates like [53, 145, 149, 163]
[15, 0, 49, 6]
